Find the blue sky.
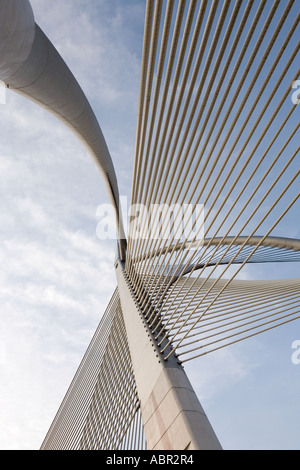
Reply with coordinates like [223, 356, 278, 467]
[0, 0, 299, 450]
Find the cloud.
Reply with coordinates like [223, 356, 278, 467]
[0, 0, 299, 451]
[30, 0, 143, 105]
[0, 7, 122, 446]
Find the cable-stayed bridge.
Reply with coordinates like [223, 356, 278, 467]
[1, 0, 299, 450]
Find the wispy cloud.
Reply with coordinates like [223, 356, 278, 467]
[0, 0, 299, 451]
[0, 1, 126, 447]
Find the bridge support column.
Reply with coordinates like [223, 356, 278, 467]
[115, 260, 222, 450]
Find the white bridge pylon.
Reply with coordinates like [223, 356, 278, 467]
[1, 0, 299, 450]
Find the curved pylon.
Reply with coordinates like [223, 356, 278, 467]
[0, 0, 127, 259]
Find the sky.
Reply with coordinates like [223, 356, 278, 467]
[0, 0, 299, 450]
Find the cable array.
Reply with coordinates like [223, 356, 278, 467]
[125, 0, 300, 362]
[156, 277, 300, 362]
[39, 0, 300, 451]
[135, 237, 300, 279]
[41, 290, 146, 450]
